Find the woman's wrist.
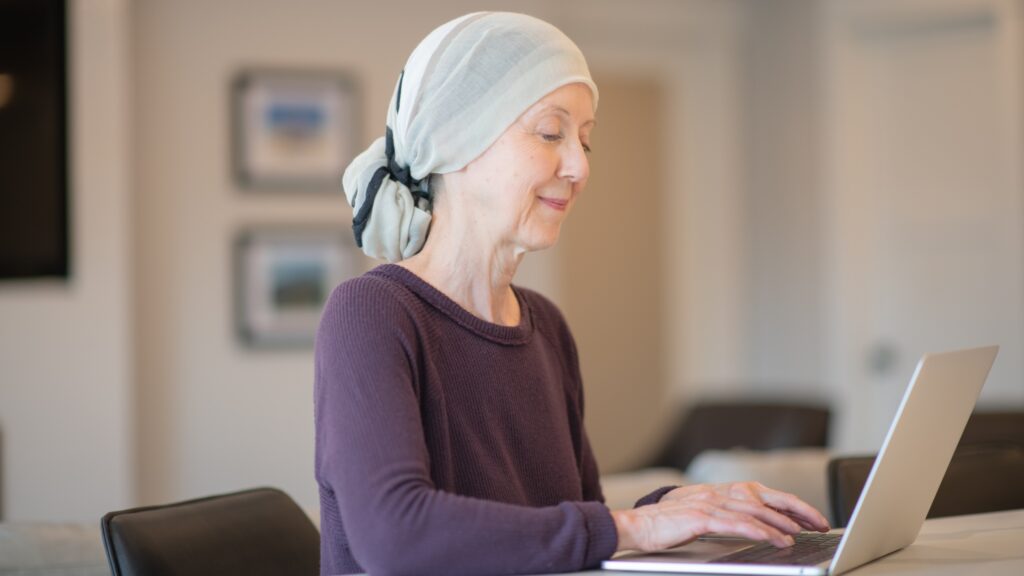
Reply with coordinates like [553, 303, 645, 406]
[610, 509, 640, 552]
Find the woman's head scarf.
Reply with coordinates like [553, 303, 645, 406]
[342, 12, 598, 262]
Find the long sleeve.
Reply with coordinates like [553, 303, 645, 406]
[314, 278, 618, 576]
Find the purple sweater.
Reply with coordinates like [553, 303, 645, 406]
[314, 263, 630, 575]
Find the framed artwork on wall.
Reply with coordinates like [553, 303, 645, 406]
[0, 0, 69, 279]
[234, 226, 362, 348]
[232, 69, 358, 191]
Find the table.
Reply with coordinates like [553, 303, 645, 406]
[591, 508, 1024, 575]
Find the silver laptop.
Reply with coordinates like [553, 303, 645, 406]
[603, 345, 999, 575]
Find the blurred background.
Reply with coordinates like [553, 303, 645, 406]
[1, 0, 1023, 527]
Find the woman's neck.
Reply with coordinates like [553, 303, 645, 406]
[397, 218, 524, 326]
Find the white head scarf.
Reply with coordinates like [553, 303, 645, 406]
[342, 12, 599, 262]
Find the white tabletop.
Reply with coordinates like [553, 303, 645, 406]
[591, 508, 1024, 575]
[845, 508, 1024, 575]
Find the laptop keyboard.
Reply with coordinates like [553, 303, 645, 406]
[709, 533, 841, 566]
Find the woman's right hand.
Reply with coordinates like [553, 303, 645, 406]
[610, 482, 826, 553]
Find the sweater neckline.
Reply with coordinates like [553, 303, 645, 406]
[371, 264, 534, 346]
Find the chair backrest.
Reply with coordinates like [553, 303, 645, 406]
[100, 487, 319, 576]
[650, 402, 831, 471]
[960, 410, 1024, 447]
[828, 443, 1024, 527]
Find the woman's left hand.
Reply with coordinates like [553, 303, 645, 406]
[660, 482, 831, 533]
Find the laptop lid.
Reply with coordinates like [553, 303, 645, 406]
[602, 345, 998, 575]
[828, 345, 998, 574]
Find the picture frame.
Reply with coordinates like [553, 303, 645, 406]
[234, 226, 363, 348]
[0, 0, 69, 280]
[232, 68, 358, 191]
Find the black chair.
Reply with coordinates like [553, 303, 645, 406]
[960, 410, 1024, 447]
[101, 487, 319, 576]
[827, 443, 1024, 527]
[648, 401, 831, 471]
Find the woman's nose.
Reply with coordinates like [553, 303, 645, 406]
[558, 139, 590, 184]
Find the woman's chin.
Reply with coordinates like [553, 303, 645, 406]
[521, 228, 563, 252]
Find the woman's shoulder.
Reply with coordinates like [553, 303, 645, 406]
[514, 287, 583, 397]
[514, 285, 562, 321]
[514, 285, 575, 341]
[321, 267, 421, 331]
[328, 269, 395, 307]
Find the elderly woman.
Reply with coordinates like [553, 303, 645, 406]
[315, 12, 829, 576]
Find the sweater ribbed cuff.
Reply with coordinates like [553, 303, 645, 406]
[633, 485, 680, 508]
[577, 501, 619, 568]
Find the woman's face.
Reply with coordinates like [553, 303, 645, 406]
[443, 82, 595, 252]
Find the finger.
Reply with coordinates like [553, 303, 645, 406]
[765, 506, 818, 531]
[751, 484, 825, 526]
[722, 499, 802, 535]
[758, 489, 831, 532]
[784, 512, 825, 532]
[785, 514, 817, 531]
[779, 501, 830, 532]
[704, 513, 795, 548]
[704, 506, 796, 548]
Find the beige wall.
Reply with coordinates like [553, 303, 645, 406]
[563, 0, 753, 399]
[741, 0, 826, 395]
[0, 0, 133, 521]
[559, 75, 670, 472]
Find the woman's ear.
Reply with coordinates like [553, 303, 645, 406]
[430, 173, 447, 198]
[427, 173, 449, 212]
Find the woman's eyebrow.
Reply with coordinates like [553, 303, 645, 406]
[535, 105, 596, 127]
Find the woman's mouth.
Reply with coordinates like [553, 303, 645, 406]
[539, 197, 569, 211]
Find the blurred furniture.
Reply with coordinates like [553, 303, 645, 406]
[0, 522, 109, 576]
[602, 447, 833, 518]
[828, 443, 1024, 528]
[0, 423, 108, 575]
[647, 401, 831, 471]
[101, 487, 319, 576]
[960, 410, 1024, 447]
[687, 448, 832, 516]
[600, 467, 690, 511]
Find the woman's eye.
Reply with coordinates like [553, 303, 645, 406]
[541, 132, 563, 142]
[582, 143, 592, 154]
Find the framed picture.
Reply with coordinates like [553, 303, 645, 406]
[0, 0, 69, 279]
[232, 69, 358, 191]
[234, 226, 362, 348]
